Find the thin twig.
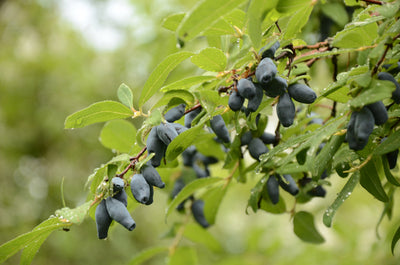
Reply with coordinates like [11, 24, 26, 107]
[293, 41, 329, 51]
[116, 146, 147, 178]
[184, 103, 202, 114]
[360, 0, 383, 5]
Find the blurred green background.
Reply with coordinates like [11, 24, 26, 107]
[1, 0, 400, 264]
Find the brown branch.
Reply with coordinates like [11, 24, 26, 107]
[275, 21, 282, 34]
[184, 103, 202, 114]
[372, 44, 391, 76]
[116, 146, 147, 178]
[331, 55, 338, 118]
[293, 41, 329, 51]
[360, 0, 383, 5]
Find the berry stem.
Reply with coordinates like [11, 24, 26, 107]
[116, 146, 148, 178]
[184, 103, 202, 115]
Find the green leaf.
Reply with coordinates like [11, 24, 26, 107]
[161, 75, 216, 92]
[350, 79, 395, 108]
[167, 246, 197, 265]
[191, 47, 227, 72]
[153, 90, 195, 110]
[127, 246, 169, 265]
[276, 0, 312, 14]
[176, 0, 247, 42]
[165, 177, 224, 221]
[183, 223, 222, 252]
[247, 175, 268, 213]
[333, 17, 381, 48]
[203, 184, 228, 225]
[196, 90, 228, 114]
[392, 225, 400, 255]
[20, 231, 53, 265]
[382, 156, 400, 186]
[284, 5, 314, 39]
[312, 134, 345, 179]
[293, 211, 325, 244]
[323, 172, 360, 227]
[203, 19, 235, 36]
[54, 201, 92, 224]
[64, 101, 133, 129]
[139, 51, 194, 106]
[99, 120, 136, 153]
[117, 83, 134, 109]
[360, 157, 389, 202]
[165, 126, 204, 161]
[260, 195, 286, 214]
[162, 13, 185, 31]
[247, 0, 268, 48]
[375, 130, 400, 155]
[321, 3, 349, 27]
[0, 217, 71, 264]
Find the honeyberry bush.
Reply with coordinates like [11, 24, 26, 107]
[2, 0, 400, 264]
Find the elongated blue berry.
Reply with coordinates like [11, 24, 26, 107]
[256, 58, 277, 85]
[164, 104, 186, 122]
[191, 199, 210, 228]
[210, 115, 230, 143]
[130, 174, 151, 204]
[141, 163, 165, 188]
[146, 127, 167, 167]
[287, 83, 316, 104]
[95, 200, 112, 239]
[277, 92, 295, 127]
[105, 197, 136, 231]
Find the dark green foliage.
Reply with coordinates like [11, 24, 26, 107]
[260, 41, 280, 59]
[335, 163, 350, 178]
[347, 107, 374, 151]
[105, 197, 136, 231]
[156, 123, 179, 145]
[146, 127, 167, 167]
[377, 72, 400, 103]
[191, 200, 210, 228]
[287, 83, 317, 104]
[248, 137, 268, 160]
[210, 115, 230, 143]
[95, 200, 112, 239]
[141, 163, 165, 188]
[266, 175, 280, 205]
[130, 174, 151, 204]
[255, 57, 277, 85]
[366, 101, 388, 125]
[262, 76, 287, 97]
[184, 107, 202, 128]
[277, 92, 295, 127]
[278, 174, 299, 196]
[237, 78, 256, 99]
[228, 90, 245, 111]
[164, 103, 186, 122]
